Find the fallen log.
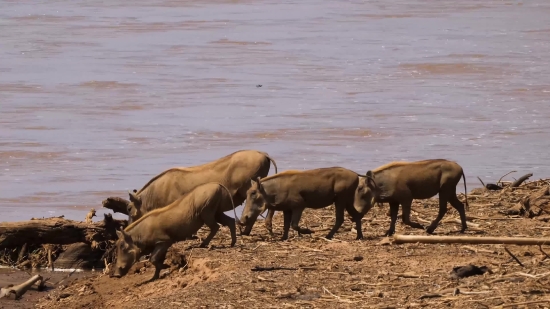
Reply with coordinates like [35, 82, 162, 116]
[0, 214, 126, 249]
[0, 274, 44, 300]
[393, 234, 550, 246]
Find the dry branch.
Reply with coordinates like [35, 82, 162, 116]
[539, 245, 550, 260]
[500, 299, 550, 308]
[251, 266, 297, 272]
[477, 177, 486, 188]
[393, 234, 550, 246]
[442, 218, 480, 228]
[503, 246, 524, 267]
[497, 171, 516, 186]
[0, 274, 44, 299]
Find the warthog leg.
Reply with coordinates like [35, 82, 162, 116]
[326, 202, 346, 239]
[290, 208, 313, 236]
[215, 212, 237, 247]
[281, 210, 292, 240]
[345, 205, 364, 240]
[384, 202, 400, 236]
[264, 208, 275, 236]
[149, 242, 172, 281]
[426, 196, 448, 234]
[449, 194, 468, 233]
[401, 200, 424, 230]
[200, 212, 221, 248]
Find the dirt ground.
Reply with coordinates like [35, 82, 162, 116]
[5, 179, 550, 308]
[0, 268, 89, 309]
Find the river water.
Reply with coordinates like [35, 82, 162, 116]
[1, 0, 549, 221]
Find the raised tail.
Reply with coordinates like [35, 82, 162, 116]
[265, 153, 278, 174]
[217, 183, 238, 224]
[462, 171, 469, 211]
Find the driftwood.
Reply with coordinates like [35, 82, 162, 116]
[0, 274, 44, 299]
[102, 196, 130, 215]
[503, 186, 550, 217]
[393, 234, 550, 245]
[511, 173, 533, 188]
[0, 214, 126, 270]
[0, 214, 126, 249]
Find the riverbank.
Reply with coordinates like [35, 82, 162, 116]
[2, 178, 550, 308]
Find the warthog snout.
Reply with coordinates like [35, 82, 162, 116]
[240, 215, 254, 227]
[111, 266, 128, 278]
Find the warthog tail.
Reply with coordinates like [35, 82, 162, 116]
[265, 154, 278, 174]
[217, 183, 239, 225]
[462, 171, 469, 211]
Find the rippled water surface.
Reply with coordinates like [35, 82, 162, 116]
[1, 0, 550, 221]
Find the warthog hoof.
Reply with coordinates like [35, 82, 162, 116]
[426, 225, 437, 234]
[384, 229, 395, 237]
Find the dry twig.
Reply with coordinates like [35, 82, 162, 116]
[503, 247, 524, 267]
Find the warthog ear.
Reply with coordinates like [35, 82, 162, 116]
[116, 229, 133, 247]
[128, 191, 141, 203]
[116, 229, 124, 240]
[365, 171, 377, 188]
[251, 177, 260, 186]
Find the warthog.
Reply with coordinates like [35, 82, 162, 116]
[125, 149, 278, 233]
[239, 167, 370, 240]
[112, 182, 237, 281]
[354, 159, 469, 236]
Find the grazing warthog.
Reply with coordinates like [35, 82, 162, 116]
[112, 182, 237, 282]
[239, 167, 369, 240]
[354, 159, 469, 236]
[125, 150, 278, 233]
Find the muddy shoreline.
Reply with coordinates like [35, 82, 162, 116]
[1, 178, 549, 308]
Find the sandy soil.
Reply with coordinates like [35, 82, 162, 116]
[5, 180, 550, 309]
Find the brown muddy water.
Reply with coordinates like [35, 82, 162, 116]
[1, 0, 550, 222]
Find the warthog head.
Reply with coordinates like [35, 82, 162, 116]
[354, 171, 379, 216]
[127, 190, 142, 223]
[111, 229, 139, 278]
[240, 177, 268, 230]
